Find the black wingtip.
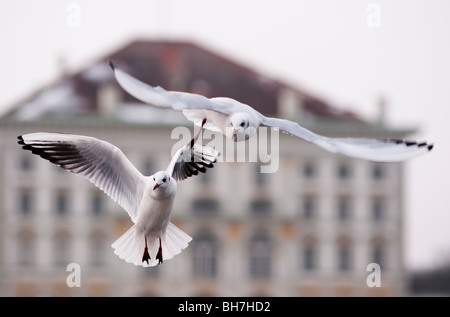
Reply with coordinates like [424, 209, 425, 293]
[17, 135, 25, 145]
[108, 59, 115, 71]
[428, 144, 434, 151]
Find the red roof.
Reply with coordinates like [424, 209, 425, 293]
[6, 40, 362, 121]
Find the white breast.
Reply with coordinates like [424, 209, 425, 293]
[135, 180, 176, 236]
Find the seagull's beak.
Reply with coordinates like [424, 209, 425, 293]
[153, 183, 160, 190]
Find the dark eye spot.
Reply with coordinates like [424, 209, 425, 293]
[153, 177, 155, 181]
[163, 178, 166, 182]
[240, 122, 245, 127]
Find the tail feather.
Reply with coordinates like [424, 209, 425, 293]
[161, 222, 192, 261]
[111, 222, 192, 267]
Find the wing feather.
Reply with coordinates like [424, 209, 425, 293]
[166, 144, 219, 182]
[18, 132, 146, 222]
[110, 62, 232, 115]
[262, 116, 433, 162]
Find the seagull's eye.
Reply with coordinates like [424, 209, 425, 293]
[163, 178, 166, 182]
[153, 177, 155, 181]
[240, 122, 245, 127]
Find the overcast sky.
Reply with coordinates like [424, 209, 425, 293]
[1, 0, 449, 270]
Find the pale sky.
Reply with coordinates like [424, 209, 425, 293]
[1, 0, 449, 270]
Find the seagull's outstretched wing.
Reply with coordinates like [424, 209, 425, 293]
[110, 61, 233, 114]
[18, 133, 146, 222]
[166, 119, 219, 181]
[262, 116, 433, 162]
[167, 144, 219, 182]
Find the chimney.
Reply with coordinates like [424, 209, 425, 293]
[377, 96, 387, 126]
[97, 83, 120, 116]
[278, 88, 303, 119]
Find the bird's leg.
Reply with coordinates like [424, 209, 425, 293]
[156, 237, 163, 265]
[189, 118, 208, 148]
[142, 235, 151, 264]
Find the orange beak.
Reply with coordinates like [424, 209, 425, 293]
[153, 183, 160, 191]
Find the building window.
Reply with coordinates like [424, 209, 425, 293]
[198, 169, 212, 184]
[19, 190, 33, 216]
[371, 164, 385, 181]
[250, 200, 272, 216]
[302, 161, 317, 179]
[192, 199, 219, 214]
[337, 196, 352, 221]
[302, 195, 316, 220]
[250, 235, 271, 278]
[371, 237, 386, 270]
[371, 197, 385, 221]
[372, 245, 385, 270]
[337, 162, 352, 180]
[302, 238, 318, 272]
[193, 234, 217, 278]
[142, 159, 154, 177]
[55, 191, 70, 216]
[19, 156, 33, 172]
[337, 238, 352, 272]
[91, 192, 104, 216]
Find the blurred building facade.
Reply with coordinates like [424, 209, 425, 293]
[0, 40, 414, 296]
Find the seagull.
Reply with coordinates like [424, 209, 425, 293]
[110, 61, 433, 162]
[18, 119, 219, 267]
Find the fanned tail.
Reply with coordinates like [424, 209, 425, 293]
[111, 223, 192, 267]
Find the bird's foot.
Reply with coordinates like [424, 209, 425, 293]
[142, 246, 151, 264]
[156, 237, 163, 264]
[156, 248, 163, 265]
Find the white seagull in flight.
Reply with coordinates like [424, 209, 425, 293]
[110, 61, 433, 162]
[18, 119, 219, 267]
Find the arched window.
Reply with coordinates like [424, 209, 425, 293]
[18, 189, 34, 216]
[55, 191, 70, 217]
[336, 196, 352, 221]
[301, 160, 317, 179]
[302, 235, 318, 272]
[301, 195, 317, 220]
[90, 190, 105, 216]
[249, 234, 271, 278]
[336, 236, 352, 272]
[193, 233, 217, 278]
[336, 161, 352, 180]
[371, 196, 386, 221]
[371, 236, 386, 270]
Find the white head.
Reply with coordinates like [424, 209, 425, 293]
[151, 171, 175, 199]
[226, 112, 256, 142]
